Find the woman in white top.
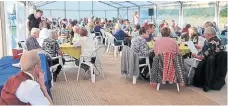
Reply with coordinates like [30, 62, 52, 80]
[38, 22, 51, 47]
[73, 28, 96, 71]
[74, 28, 96, 58]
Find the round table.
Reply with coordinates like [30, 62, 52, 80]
[60, 43, 81, 59]
[147, 42, 190, 56]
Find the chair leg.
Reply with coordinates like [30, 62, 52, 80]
[63, 69, 67, 81]
[106, 44, 110, 53]
[146, 58, 151, 77]
[176, 83, 180, 92]
[90, 64, 95, 83]
[120, 51, 122, 57]
[100, 64, 105, 79]
[51, 72, 54, 86]
[133, 76, 137, 84]
[188, 66, 193, 77]
[114, 46, 118, 57]
[77, 62, 82, 81]
[157, 83, 160, 91]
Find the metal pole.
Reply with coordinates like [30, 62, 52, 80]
[78, 1, 80, 20]
[215, 1, 219, 27]
[105, 11, 106, 19]
[179, 2, 184, 28]
[127, 7, 128, 19]
[91, 1, 93, 16]
[155, 4, 158, 20]
[181, 2, 184, 28]
[0, 1, 8, 57]
[117, 8, 119, 19]
[64, 1, 66, 18]
[138, 6, 140, 24]
[49, 10, 51, 17]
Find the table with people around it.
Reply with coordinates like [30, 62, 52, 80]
[1, 8, 227, 105]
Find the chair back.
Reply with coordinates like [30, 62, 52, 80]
[90, 45, 106, 64]
[151, 52, 185, 83]
[18, 41, 28, 51]
[105, 32, 115, 45]
[107, 32, 124, 46]
[100, 29, 106, 38]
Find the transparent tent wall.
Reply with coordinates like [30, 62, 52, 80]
[4, 1, 16, 55]
[128, 7, 138, 24]
[40, 1, 117, 20]
[17, 1, 26, 42]
[157, 6, 180, 26]
[219, 1, 228, 30]
[140, 6, 157, 24]
[183, 2, 215, 28]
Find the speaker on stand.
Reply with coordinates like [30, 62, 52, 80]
[148, 8, 154, 22]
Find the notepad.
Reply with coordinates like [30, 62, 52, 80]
[186, 41, 198, 54]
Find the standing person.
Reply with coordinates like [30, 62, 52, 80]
[133, 11, 139, 25]
[26, 9, 43, 35]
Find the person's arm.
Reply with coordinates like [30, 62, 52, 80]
[55, 42, 62, 56]
[37, 71, 54, 105]
[26, 19, 30, 32]
[27, 14, 33, 31]
[195, 44, 203, 49]
[40, 84, 54, 105]
[154, 41, 158, 56]
[139, 40, 152, 56]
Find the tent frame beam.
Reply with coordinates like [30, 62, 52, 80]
[98, 1, 118, 9]
[110, 1, 127, 8]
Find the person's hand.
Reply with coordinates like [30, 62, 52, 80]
[192, 53, 203, 60]
[27, 29, 30, 35]
[192, 53, 198, 58]
[180, 82, 185, 87]
[150, 82, 157, 88]
[194, 44, 202, 49]
[37, 71, 45, 87]
[58, 50, 63, 56]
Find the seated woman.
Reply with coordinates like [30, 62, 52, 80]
[182, 24, 191, 33]
[131, 27, 154, 81]
[72, 25, 81, 43]
[188, 27, 199, 44]
[94, 21, 102, 36]
[124, 21, 132, 34]
[131, 24, 140, 38]
[42, 31, 65, 82]
[112, 23, 128, 46]
[74, 28, 96, 71]
[154, 27, 180, 56]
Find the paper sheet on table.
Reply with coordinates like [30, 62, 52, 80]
[186, 41, 198, 54]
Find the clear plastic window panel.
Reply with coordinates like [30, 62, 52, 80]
[219, 1, 228, 30]
[157, 6, 180, 26]
[183, 2, 215, 28]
